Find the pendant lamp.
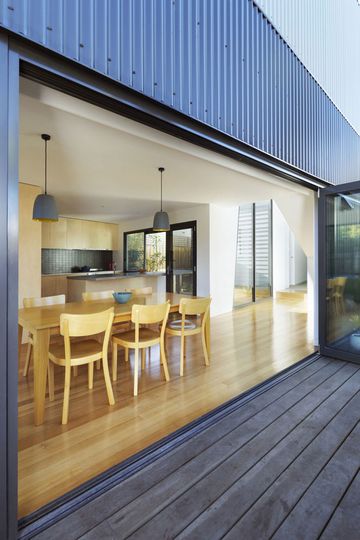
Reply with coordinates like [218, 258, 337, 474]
[153, 167, 170, 231]
[33, 134, 58, 222]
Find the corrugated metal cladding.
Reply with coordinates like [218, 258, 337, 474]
[255, 0, 360, 137]
[0, 0, 359, 185]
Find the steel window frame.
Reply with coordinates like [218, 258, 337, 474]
[318, 180, 360, 363]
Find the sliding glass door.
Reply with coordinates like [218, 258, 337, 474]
[319, 182, 360, 362]
[234, 201, 272, 307]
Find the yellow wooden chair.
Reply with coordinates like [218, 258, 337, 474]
[130, 286, 153, 295]
[48, 307, 115, 424]
[82, 289, 129, 368]
[166, 297, 211, 376]
[22, 294, 66, 377]
[82, 290, 115, 301]
[112, 302, 170, 396]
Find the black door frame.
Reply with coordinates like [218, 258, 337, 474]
[318, 180, 360, 363]
[166, 221, 197, 296]
[0, 28, 328, 538]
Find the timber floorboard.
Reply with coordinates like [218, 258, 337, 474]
[18, 297, 313, 518]
[28, 356, 360, 540]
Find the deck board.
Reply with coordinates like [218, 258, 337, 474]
[28, 356, 360, 540]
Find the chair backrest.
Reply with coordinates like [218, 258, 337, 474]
[131, 302, 170, 325]
[23, 294, 66, 308]
[60, 307, 114, 337]
[82, 290, 115, 301]
[131, 286, 153, 295]
[179, 297, 211, 317]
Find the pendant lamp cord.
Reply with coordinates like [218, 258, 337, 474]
[44, 138, 48, 195]
[160, 169, 163, 212]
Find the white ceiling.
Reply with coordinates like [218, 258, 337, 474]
[19, 78, 312, 231]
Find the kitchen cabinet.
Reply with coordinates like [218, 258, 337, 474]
[41, 275, 68, 298]
[42, 217, 67, 249]
[66, 218, 84, 249]
[42, 218, 119, 250]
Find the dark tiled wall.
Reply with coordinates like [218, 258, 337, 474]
[42, 249, 113, 274]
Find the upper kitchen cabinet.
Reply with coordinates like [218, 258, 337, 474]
[42, 218, 68, 249]
[42, 218, 119, 250]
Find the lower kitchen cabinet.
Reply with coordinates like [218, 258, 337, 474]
[41, 275, 68, 298]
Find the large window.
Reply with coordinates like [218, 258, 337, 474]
[320, 185, 360, 362]
[124, 229, 166, 272]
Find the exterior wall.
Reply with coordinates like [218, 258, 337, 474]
[255, 0, 360, 137]
[1, 0, 360, 185]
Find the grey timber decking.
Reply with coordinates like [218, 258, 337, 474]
[27, 355, 360, 540]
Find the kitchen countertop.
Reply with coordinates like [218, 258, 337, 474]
[66, 272, 166, 281]
[42, 271, 116, 277]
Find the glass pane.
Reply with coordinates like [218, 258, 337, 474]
[255, 201, 272, 299]
[172, 228, 194, 294]
[234, 204, 253, 307]
[126, 232, 144, 271]
[145, 232, 166, 272]
[325, 191, 360, 355]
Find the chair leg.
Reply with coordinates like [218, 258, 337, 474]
[96, 359, 101, 371]
[148, 347, 151, 361]
[102, 355, 115, 405]
[133, 348, 139, 396]
[141, 348, 146, 370]
[112, 342, 118, 381]
[62, 366, 71, 425]
[125, 348, 129, 362]
[201, 328, 210, 367]
[23, 343, 32, 377]
[88, 362, 94, 389]
[180, 334, 185, 376]
[160, 339, 170, 381]
[48, 361, 55, 401]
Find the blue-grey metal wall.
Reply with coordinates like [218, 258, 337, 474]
[1, 0, 359, 185]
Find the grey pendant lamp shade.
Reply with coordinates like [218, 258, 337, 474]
[33, 134, 59, 222]
[153, 167, 170, 231]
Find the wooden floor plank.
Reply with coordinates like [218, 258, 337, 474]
[30, 358, 360, 540]
[19, 298, 314, 516]
[320, 471, 360, 540]
[30, 357, 328, 540]
[272, 422, 360, 540]
[131, 366, 360, 539]
[222, 392, 360, 539]
[89, 363, 356, 539]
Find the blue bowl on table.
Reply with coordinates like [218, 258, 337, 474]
[113, 292, 132, 304]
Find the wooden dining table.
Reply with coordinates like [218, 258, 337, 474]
[18, 292, 210, 426]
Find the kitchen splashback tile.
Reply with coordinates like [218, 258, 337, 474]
[42, 249, 113, 274]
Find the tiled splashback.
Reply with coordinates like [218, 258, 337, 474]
[42, 249, 113, 274]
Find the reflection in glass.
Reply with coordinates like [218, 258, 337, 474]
[234, 204, 254, 307]
[326, 192, 360, 355]
[255, 201, 272, 300]
[145, 232, 166, 272]
[126, 232, 145, 271]
[233, 201, 272, 307]
[172, 228, 194, 294]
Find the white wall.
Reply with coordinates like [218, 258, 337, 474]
[209, 205, 238, 317]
